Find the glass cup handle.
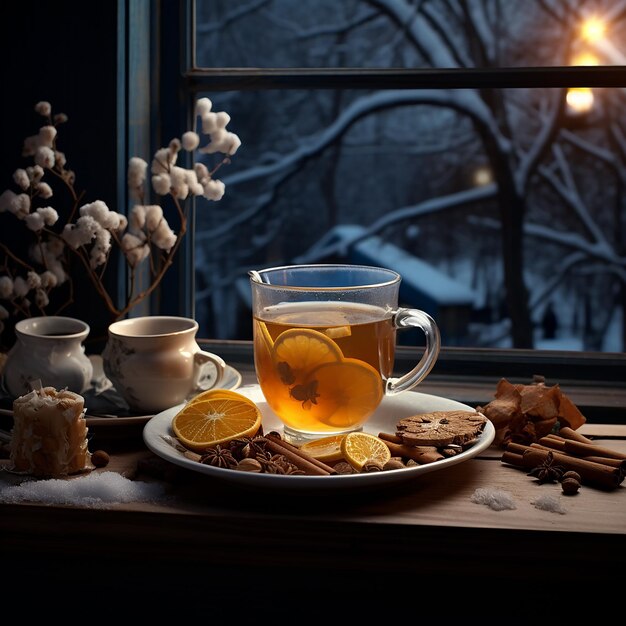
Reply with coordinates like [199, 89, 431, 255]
[192, 350, 226, 393]
[386, 308, 441, 395]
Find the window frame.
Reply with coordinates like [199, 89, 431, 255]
[150, 0, 626, 414]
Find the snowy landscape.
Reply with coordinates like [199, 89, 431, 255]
[192, 0, 626, 354]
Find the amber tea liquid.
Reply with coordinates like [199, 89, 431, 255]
[254, 301, 395, 436]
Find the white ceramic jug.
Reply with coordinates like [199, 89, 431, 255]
[3, 316, 93, 398]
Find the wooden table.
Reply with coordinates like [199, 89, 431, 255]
[1, 341, 625, 615]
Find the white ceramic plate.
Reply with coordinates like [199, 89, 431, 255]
[85, 364, 243, 426]
[143, 385, 495, 490]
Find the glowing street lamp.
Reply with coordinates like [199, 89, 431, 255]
[566, 87, 594, 114]
[581, 16, 607, 42]
[473, 165, 493, 187]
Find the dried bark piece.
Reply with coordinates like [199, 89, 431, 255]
[396, 410, 487, 447]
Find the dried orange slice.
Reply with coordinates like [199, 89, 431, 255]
[186, 388, 246, 405]
[272, 328, 343, 379]
[171, 390, 261, 451]
[341, 432, 391, 471]
[303, 358, 383, 428]
[299, 434, 346, 463]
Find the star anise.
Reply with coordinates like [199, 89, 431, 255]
[200, 445, 238, 469]
[228, 436, 267, 460]
[527, 451, 564, 483]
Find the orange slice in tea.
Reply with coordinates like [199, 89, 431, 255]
[303, 358, 383, 428]
[341, 432, 391, 471]
[171, 390, 262, 451]
[272, 328, 343, 381]
[299, 434, 346, 463]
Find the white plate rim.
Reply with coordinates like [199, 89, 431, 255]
[142, 385, 495, 490]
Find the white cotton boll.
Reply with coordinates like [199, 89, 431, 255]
[171, 181, 189, 199]
[54, 112, 68, 124]
[215, 111, 231, 129]
[181, 131, 200, 151]
[144, 205, 163, 232]
[121, 232, 145, 250]
[185, 169, 203, 196]
[0, 276, 13, 298]
[0, 305, 8, 320]
[0, 189, 17, 213]
[40, 270, 58, 289]
[62, 216, 98, 248]
[27, 165, 44, 183]
[37, 207, 58, 226]
[38, 125, 57, 148]
[54, 151, 66, 168]
[35, 101, 52, 116]
[151, 147, 176, 175]
[62, 225, 81, 249]
[25, 212, 45, 231]
[151, 173, 171, 196]
[35, 146, 55, 169]
[35, 288, 49, 308]
[48, 260, 67, 285]
[37, 182, 53, 199]
[115, 213, 128, 232]
[13, 276, 30, 298]
[193, 162, 210, 183]
[129, 205, 147, 231]
[26, 271, 42, 289]
[203, 178, 225, 201]
[13, 169, 30, 190]
[80, 200, 120, 230]
[151, 220, 177, 252]
[10, 194, 31, 218]
[198, 141, 221, 155]
[169, 166, 189, 199]
[169, 138, 182, 154]
[201, 112, 218, 134]
[224, 132, 241, 156]
[196, 97, 212, 116]
[90, 246, 109, 269]
[128, 157, 148, 188]
[121, 233, 150, 267]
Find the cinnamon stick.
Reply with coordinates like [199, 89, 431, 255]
[559, 426, 594, 445]
[503, 444, 623, 489]
[538, 436, 626, 461]
[584, 456, 626, 470]
[382, 440, 443, 464]
[265, 433, 337, 475]
[378, 432, 403, 445]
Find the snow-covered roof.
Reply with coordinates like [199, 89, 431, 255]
[328, 225, 476, 307]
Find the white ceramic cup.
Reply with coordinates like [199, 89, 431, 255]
[102, 316, 225, 414]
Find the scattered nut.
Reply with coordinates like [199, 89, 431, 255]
[91, 449, 110, 468]
[406, 459, 419, 467]
[235, 458, 263, 473]
[561, 470, 582, 482]
[561, 477, 581, 495]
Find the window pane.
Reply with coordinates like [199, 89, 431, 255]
[194, 86, 625, 353]
[195, 0, 626, 69]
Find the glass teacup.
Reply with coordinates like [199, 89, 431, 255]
[250, 264, 441, 444]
